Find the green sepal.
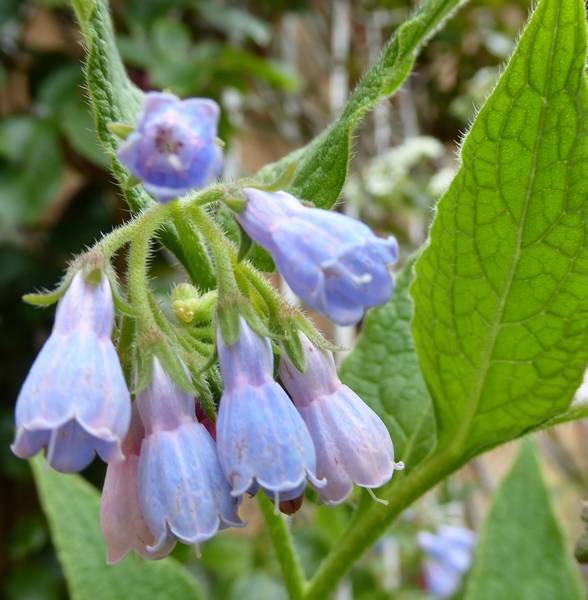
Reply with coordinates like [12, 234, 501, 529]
[105, 267, 139, 318]
[296, 317, 345, 354]
[237, 224, 253, 263]
[281, 323, 306, 373]
[153, 342, 198, 396]
[194, 346, 218, 376]
[223, 190, 247, 213]
[216, 300, 241, 346]
[124, 175, 141, 191]
[250, 160, 298, 193]
[22, 270, 76, 307]
[133, 344, 154, 394]
[107, 121, 134, 140]
[575, 503, 588, 563]
[242, 303, 284, 342]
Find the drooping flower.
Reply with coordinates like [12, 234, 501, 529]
[216, 318, 322, 501]
[12, 271, 131, 473]
[279, 334, 402, 505]
[100, 404, 173, 563]
[417, 526, 476, 598]
[118, 92, 222, 202]
[136, 358, 242, 553]
[237, 188, 398, 325]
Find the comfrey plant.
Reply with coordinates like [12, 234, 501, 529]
[15, 0, 588, 598]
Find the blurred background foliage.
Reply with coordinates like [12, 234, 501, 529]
[2, 1, 586, 598]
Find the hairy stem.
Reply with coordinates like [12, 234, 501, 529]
[258, 494, 307, 600]
[126, 204, 171, 322]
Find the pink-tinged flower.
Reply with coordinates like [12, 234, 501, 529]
[136, 358, 242, 553]
[100, 404, 173, 563]
[118, 92, 222, 202]
[216, 318, 322, 502]
[237, 188, 398, 325]
[279, 334, 402, 504]
[417, 526, 476, 598]
[12, 272, 131, 473]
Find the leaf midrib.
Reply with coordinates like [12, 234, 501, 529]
[452, 0, 561, 450]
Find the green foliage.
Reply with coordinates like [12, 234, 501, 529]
[30, 456, 204, 600]
[465, 441, 583, 599]
[0, 117, 64, 227]
[411, 0, 588, 460]
[340, 261, 436, 469]
[258, 0, 465, 210]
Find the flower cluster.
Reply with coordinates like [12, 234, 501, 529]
[13, 92, 403, 561]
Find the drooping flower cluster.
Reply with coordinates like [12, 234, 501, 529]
[13, 91, 404, 562]
[417, 526, 476, 598]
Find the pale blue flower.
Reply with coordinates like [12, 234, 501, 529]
[417, 526, 476, 598]
[216, 318, 322, 501]
[12, 272, 130, 473]
[118, 92, 222, 202]
[237, 188, 398, 325]
[279, 334, 401, 504]
[136, 358, 242, 553]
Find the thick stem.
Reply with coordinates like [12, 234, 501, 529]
[304, 451, 458, 599]
[258, 494, 307, 600]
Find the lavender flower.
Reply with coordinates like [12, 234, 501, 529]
[100, 404, 173, 563]
[216, 318, 322, 501]
[237, 188, 398, 325]
[118, 92, 222, 202]
[136, 358, 242, 553]
[12, 272, 130, 473]
[417, 526, 476, 598]
[279, 334, 401, 504]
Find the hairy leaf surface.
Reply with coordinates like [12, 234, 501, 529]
[412, 0, 588, 458]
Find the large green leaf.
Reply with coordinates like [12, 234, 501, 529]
[411, 0, 588, 459]
[31, 457, 204, 600]
[340, 261, 435, 469]
[70, 0, 215, 289]
[257, 0, 465, 210]
[465, 441, 583, 600]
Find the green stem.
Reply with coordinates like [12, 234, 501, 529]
[258, 494, 307, 600]
[170, 202, 216, 290]
[127, 204, 171, 322]
[188, 206, 240, 298]
[304, 451, 458, 599]
[96, 202, 170, 260]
